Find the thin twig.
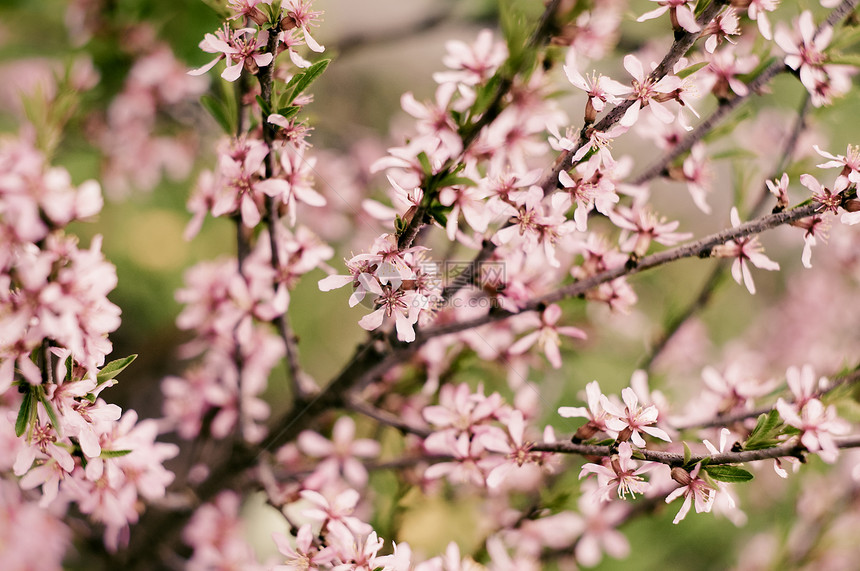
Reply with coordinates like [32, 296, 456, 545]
[257, 20, 314, 400]
[425, 200, 824, 340]
[396, 0, 564, 251]
[346, 395, 432, 438]
[531, 434, 860, 466]
[640, 92, 814, 372]
[631, 0, 860, 186]
[674, 366, 860, 430]
[444, 0, 728, 298]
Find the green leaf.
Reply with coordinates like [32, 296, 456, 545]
[710, 148, 759, 161]
[676, 61, 709, 79]
[15, 387, 35, 438]
[200, 95, 233, 134]
[100, 449, 133, 458]
[694, 0, 713, 18]
[274, 105, 301, 121]
[97, 355, 138, 386]
[428, 206, 449, 228]
[416, 152, 433, 177]
[471, 74, 503, 117]
[744, 409, 784, 450]
[829, 24, 860, 52]
[38, 390, 61, 436]
[683, 441, 692, 466]
[826, 51, 860, 67]
[703, 464, 754, 483]
[256, 95, 272, 117]
[287, 59, 330, 104]
[437, 175, 478, 189]
[64, 353, 74, 382]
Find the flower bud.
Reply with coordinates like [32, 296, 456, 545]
[671, 466, 692, 486]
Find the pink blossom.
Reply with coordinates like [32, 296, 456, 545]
[482, 410, 548, 488]
[665, 463, 716, 523]
[814, 144, 860, 187]
[558, 380, 611, 438]
[508, 304, 586, 368]
[637, 0, 701, 33]
[299, 488, 373, 536]
[563, 52, 627, 122]
[423, 431, 488, 486]
[226, 0, 270, 24]
[702, 8, 741, 53]
[297, 416, 381, 488]
[619, 54, 682, 128]
[255, 147, 327, 226]
[766, 172, 790, 209]
[572, 491, 631, 566]
[776, 397, 850, 463]
[0, 479, 70, 571]
[284, 0, 325, 53]
[272, 523, 337, 570]
[400, 85, 463, 159]
[433, 29, 507, 86]
[608, 203, 692, 257]
[738, 0, 779, 40]
[785, 364, 828, 409]
[712, 207, 780, 294]
[792, 212, 830, 269]
[800, 173, 844, 213]
[189, 26, 273, 82]
[184, 491, 263, 570]
[601, 387, 672, 446]
[679, 142, 712, 213]
[774, 11, 832, 97]
[557, 155, 620, 231]
[700, 363, 779, 416]
[579, 442, 652, 501]
[700, 46, 758, 98]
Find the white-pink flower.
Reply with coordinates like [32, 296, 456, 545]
[665, 463, 716, 524]
[601, 387, 672, 447]
[637, 0, 701, 33]
[297, 416, 381, 488]
[579, 442, 652, 501]
[712, 207, 780, 294]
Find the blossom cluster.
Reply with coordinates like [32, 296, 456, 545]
[0, 134, 178, 555]
[5, 0, 860, 568]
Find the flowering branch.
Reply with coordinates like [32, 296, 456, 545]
[642, 91, 814, 371]
[443, 0, 728, 297]
[532, 434, 860, 466]
[425, 199, 828, 340]
[632, 0, 860, 186]
[677, 366, 860, 430]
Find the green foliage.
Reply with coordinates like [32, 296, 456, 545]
[200, 78, 239, 135]
[743, 409, 785, 450]
[703, 464, 755, 483]
[281, 59, 331, 106]
[100, 449, 134, 458]
[15, 387, 36, 438]
[694, 0, 713, 18]
[201, 94, 235, 134]
[38, 391, 62, 436]
[96, 354, 138, 386]
[676, 61, 709, 79]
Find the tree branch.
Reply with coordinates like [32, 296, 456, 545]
[424, 199, 823, 340]
[531, 434, 860, 466]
